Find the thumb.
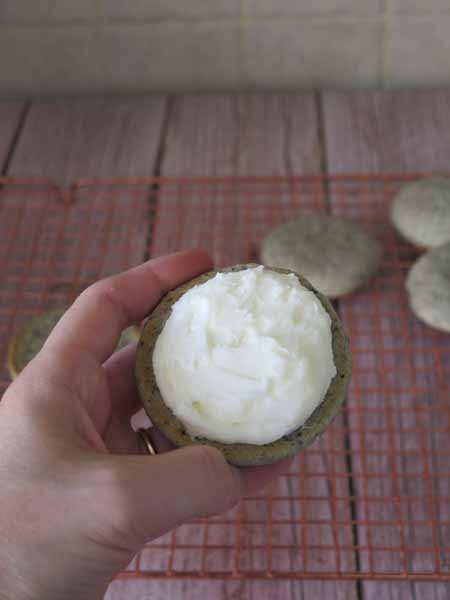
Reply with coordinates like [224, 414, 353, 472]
[106, 445, 243, 544]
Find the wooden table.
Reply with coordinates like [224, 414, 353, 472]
[2, 90, 450, 600]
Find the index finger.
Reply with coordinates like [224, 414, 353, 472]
[44, 249, 213, 363]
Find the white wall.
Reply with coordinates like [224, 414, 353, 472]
[0, 1, 449, 97]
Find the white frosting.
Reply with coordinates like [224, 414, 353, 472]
[153, 266, 336, 445]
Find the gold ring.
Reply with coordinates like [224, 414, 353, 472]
[137, 428, 157, 456]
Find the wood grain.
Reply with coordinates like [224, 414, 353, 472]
[323, 89, 450, 598]
[107, 578, 361, 599]
[154, 94, 324, 264]
[363, 582, 450, 600]
[234, 94, 321, 175]
[162, 95, 237, 177]
[162, 93, 321, 177]
[323, 89, 450, 174]
[9, 97, 168, 182]
[0, 101, 26, 173]
[152, 92, 358, 600]
[7, 96, 168, 279]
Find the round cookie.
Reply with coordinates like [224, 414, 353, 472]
[8, 307, 140, 379]
[135, 264, 351, 466]
[261, 214, 383, 298]
[406, 242, 450, 333]
[391, 177, 450, 249]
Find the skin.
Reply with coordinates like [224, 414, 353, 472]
[0, 249, 291, 600]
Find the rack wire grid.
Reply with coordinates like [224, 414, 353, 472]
[1, 174, 449, 583]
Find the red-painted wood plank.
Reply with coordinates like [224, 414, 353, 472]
[9, 97, 168, 182]
[323, 89, 450, 597]
[323, 89, 450, 175]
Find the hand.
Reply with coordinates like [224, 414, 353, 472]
[0, 249, 291, 600]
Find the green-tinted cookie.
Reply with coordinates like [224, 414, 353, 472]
[406, 242, 450, 333]
[135, 264, 351, 466]
[391, 178, 450, 249]
[261, 214, 383, 298]
[8, 307, 140, 379]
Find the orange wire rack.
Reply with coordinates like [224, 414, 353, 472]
[1, 174, 450, 582]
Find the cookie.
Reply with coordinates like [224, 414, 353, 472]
[135, 264, 351, 466]
[406, 242, 450, 333]
[261, 214, 383, 298]
[8, 307, 140, 379]
[391, 178, 450, 249]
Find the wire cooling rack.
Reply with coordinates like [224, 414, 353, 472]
[1, 175, 449, 582]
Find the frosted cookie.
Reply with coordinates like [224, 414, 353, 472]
[406, 242, 450, 333]
[8, 307, 140, 379]
[261, 214, 383, 298]
[135, 264, 351, 466]
[391, 178, 450, 249]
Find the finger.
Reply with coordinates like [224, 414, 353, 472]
[240, 457, 294, 497]
[103, 343, 140, 421]
[44, 249, 212, 364]
[106, 445, 242, 543]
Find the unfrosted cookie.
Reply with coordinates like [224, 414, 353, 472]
[391, 178, 450, 249]
[8, 307, 139, 379]
[406, 242, 450, 333]
[135, 264, 351, 466]
[261, 215, 383, 298]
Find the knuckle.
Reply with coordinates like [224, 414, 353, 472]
[196, 444, 222, 476]
[81, 280, 113, 307]
[78, 280, 104, 303]
[195, 445, 241, 514]
[80, 281, 128, 327]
